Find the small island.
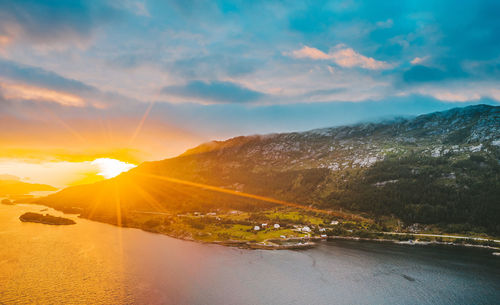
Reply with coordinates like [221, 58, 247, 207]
[19, 212, 76, 225]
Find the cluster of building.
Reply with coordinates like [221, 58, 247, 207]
[254, 223, 281, 231]
[253, 219, 341, 239]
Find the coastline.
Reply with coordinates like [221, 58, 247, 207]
[9, 202, 500, 251]
[63, 212, 500, 251]
[325, 235, 500, 251]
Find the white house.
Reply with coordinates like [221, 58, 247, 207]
[274, 223, 280, 229]
[331, 220, 339, 225]
[321, 234, 327, 238]
[254, 226, 260, 231]
[262, 223, 268, 228]
[302, 226, 311, 233]
[319, 228, 326, 232]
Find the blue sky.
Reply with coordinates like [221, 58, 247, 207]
[0, 0, 499, 160]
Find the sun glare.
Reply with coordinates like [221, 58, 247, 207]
[91, 158, 136, 179]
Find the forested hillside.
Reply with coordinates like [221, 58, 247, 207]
[37, 105, 500, 234]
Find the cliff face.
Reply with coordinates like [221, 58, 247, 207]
[37, 105, 500, 232]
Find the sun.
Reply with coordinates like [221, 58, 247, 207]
[91, 158, 137, 179]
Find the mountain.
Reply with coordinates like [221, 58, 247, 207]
[37, 105, 500, 234]
[0, 179, 57, 197]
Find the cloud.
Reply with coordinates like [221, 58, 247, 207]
[0, 59, 93, 92]
[0, 83, 85, 107]
[0, 59, 93, 106]
[408, 83, 500, 102]
[431, 91, 481, 102]
[376, 19, 393, 29]
[0, 59, 139, 108]
[330, 46, 393, 70]
[0, 0, 119, 47]
[290, 46, 331, 60]
[124, 1, 150, 17]
[161, 80, 265, 103]
[0, 35, 10, 47]
[410, 56, 429, 65]
[289, 45, 393, 70]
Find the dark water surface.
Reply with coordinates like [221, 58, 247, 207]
[1, 204, 499, 305]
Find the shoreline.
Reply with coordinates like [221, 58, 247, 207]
[74, 211, 500, 251]
[9, 202, 500, 251]
[112, 228, 500, 251]
[68, 213, 500, 251]
[324, 235, 500, 251]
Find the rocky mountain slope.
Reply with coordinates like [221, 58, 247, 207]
[37, 104, 500, 233]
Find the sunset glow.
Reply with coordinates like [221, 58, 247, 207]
[91, 158, 136, 179]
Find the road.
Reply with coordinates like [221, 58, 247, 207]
[380, 232, 500, 243]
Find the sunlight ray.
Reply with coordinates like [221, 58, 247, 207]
[138, 173, 369, 221]
[87, 183, 107, 221]
[129, 182, 169, 212]
[129, 102, 155, 146]
[37, 103, 88, 145]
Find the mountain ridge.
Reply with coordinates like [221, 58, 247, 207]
[36, 104, 500, 234]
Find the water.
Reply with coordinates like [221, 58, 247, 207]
[1, 203, 499, 305]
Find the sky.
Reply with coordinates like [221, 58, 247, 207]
[0, 0, 499, 186]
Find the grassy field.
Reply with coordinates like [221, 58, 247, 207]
[120, 207, 499, 248]
[126, 208, 331, 243]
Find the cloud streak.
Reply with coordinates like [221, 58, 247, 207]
[0, 83, 85, 107]
[0, 58, 139, 109]
[289, 45, 393, 70]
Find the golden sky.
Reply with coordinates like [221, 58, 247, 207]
[0, 103, 204, 187]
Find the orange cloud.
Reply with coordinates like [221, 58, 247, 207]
[291, 46, 331, 60]
[0, 35, 11, 46]
[289, 45, 393, 70]
[410, 56, 429, 65]
[0, 82, 85, 106]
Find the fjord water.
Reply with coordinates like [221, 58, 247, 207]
[1, 204, 499, 305]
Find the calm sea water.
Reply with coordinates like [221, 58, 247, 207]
[1, 203, 499, 305]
